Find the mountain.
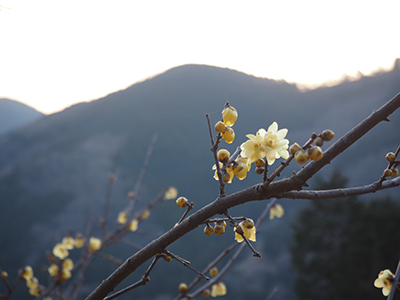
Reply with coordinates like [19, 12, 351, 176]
[0, 98, 44, 136]
[0, 60, 399, 300]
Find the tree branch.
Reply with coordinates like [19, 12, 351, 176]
[85, 92, 400, 300]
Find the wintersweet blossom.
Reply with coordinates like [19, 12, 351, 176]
[211, 282, 227, 297]
[88, 237, 102, 253]
[117, 211, 128, 224]
[240, 122, 289, 165]
[234, 221, 256, 243]
[374, 269, 395, 296]
[62, 236, 75, 250]
[129, 219, 139, 232]
[212, 163, 234, 184]
[269, 204, 284, 220]
[164, 187, 178, 200]
[53, 243, 69, 260]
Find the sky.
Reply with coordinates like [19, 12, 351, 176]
[0, 0, 399, 115]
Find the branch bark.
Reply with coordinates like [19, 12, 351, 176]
[85, 92, 400, 300]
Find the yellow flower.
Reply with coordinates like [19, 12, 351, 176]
[240, 122, 289, 165]
[60, 269, 71, 280]
[269, 204, 284, 220]
[29, 286, 41, 296]
[62, 258, 74, 271]
[211, 282, 227, 297]
[22, 265, 33, 280]
[129, 219, 139, 232]
[234, 221, 256, 243]
[53, 243, 69, 260]
[140, 209, 150, 220]
[75, 233, 85, 248]
[62, 236, 75, 250]
[212, 163, 234, 184]
[222, 104, 238, 126]
[374, 269, 395, 296]
[164, 187, 178, 200]
[26, 276, 39, 288]
[233, 156, 251, 180]
[88, 237, 102, 253]
[117, 211, 128, 224]
[1, 271, 8, 279]
[48, 264, 59, 277]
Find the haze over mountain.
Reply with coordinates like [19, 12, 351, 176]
[0, 98, 44, 136]
[0, 60, 399, 299]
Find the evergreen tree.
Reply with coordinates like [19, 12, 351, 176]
[291, 171, 400, 300]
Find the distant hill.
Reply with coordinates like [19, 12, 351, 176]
[0, 98, 44, 136]
[0, 60, 399, 300]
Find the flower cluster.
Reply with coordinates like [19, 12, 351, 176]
[52, 233, 86, 260]
[290, 129, 334, 165]
[214, 103, 238, 144]
[384, 152, 399, 177]
[203, 221, 227, 237]
[240, 122, 290, 165]
[48, 258, 74, 282]
[21, 266, 43, 296]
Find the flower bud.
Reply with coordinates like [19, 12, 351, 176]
[176, 197, 189, 208]
[179, 282, 188, 292]
[386, 152, 396, 162]
[295, 149, 309, 164]
[255, 158, 266, 168]
[314, 137, 324, 147]
[204, 224, 214, 236]
[384, 169, 393, 177]
[1, 271, 8, 279]
[221, 127, 235, 144]
[390, 168, 399, 177]
[255, 167, 265, 174]
[209, 267, 219, 276]
[214, 121, 226, 133]
[242, 218, 254, 229]
[163, 255, 172, 262]
[214, 222, 225, 236]
[203, 289, 211, 297]
[222, 104, 238, 126]
[308, 146, 323, 161]
[320, 130, 335, 141]
[289, 143, 302, 155]
[217, 149, 230, 164]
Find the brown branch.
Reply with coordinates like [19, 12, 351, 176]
[387, 256, 400, 300]
[85, 92, 400, 300]
[276, 176, 400, 200]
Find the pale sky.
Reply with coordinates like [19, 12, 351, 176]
[1, 0, 399, 114]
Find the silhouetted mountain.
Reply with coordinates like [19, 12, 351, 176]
[0, 98, 44, 136]
[0, 60, 399, 300]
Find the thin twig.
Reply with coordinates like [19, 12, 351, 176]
[165, 250, 209, 280]
[205, 113, 225, 197]
[388, 256, 400, 300]
[177, 202, 194, 225]
[104, 255, 160, 300]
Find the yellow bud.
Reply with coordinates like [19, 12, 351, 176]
[140, 210, 150, 220]
[289, 143, 302, 155]
[320, 129, 335, 141]
[1, 271, 8, 279]
[255, 167, 265, 174]
[221, 127, 235, 144]
[127, 191, 135, 199]
[255, 158, 265, 168]
[384, 169, 393, 177]
[314, 137, 324, 147]
[222, 104, 238, 126]
[214, 121, 226, 133]
[48, 264, 59, 277]
[295, 149, 309, 165]
[209, 267, 219, 276]
[129, 219, 139, 232]
[88, 237, 102, 253]
[220, 220, 227, 227]
[308, 146, 323, 161]
[203, 289, 211, 297]
[163, 255, 173, 262]
[176, 197, 189, 208]
[179, 282, 188, 292]
[117, 211, 128, 224]
[217, 149, 231, 164]
[22, 266, 34, 280]
[390, 168, 399, 177]
[214, 223, 225, 236]
[204, 224, 214, 236]
[242, 218, 254, 229]
[164, 187, 178, 200]
[386, 152, 396, 162]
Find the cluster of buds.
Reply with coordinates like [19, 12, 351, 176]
[290, 129, 335, 165]
[215, 102, 238, 144]
[21, 266, 43, 297]
[213, 149, 251, 183]
[48, 257, 74, 283]
[203, 221, 227, 236]
[383, 152, 399, 177]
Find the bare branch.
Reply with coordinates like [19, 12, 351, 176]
[85, 92, 400, 300]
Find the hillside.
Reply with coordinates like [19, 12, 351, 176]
[0, 98, 44, 136]
[0, 61, 399, 299]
